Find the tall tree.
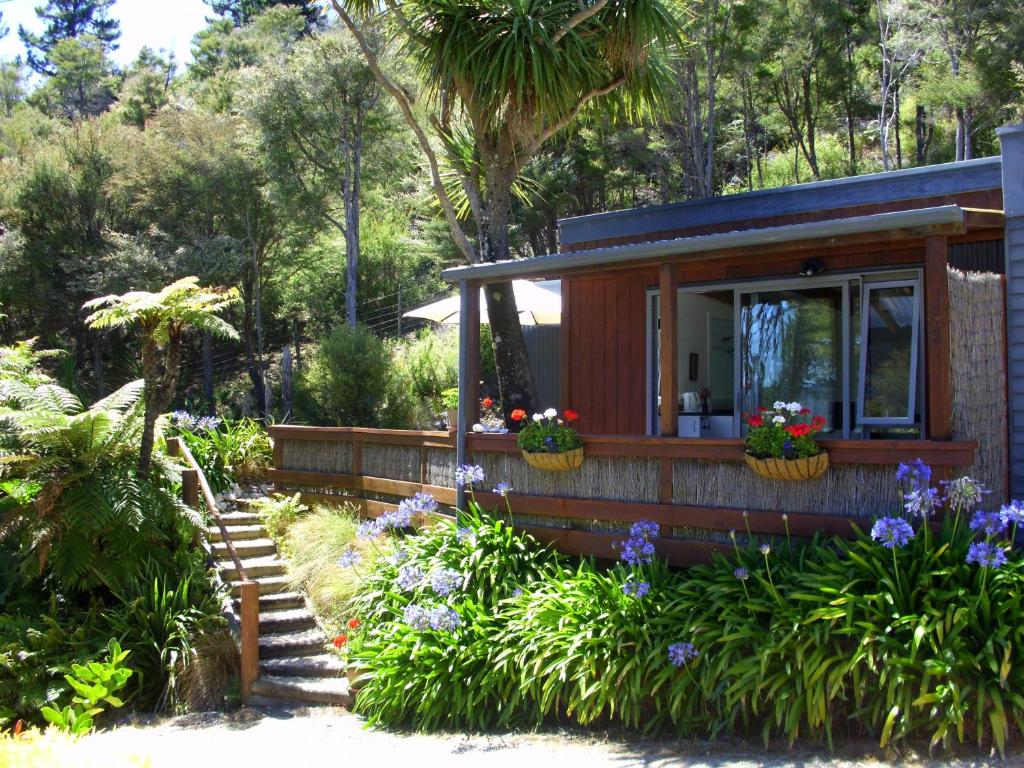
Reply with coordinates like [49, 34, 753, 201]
[207, 0, 322, 31]
[875, 0, 923, 170]
[243, 28, 390, 326]
[19, 0, 121, 77]
[328, 0, 684, 419]
[31, 36, 116, 119]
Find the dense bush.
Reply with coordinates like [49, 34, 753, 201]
[343, 464, 1024, 752]
[169, 414, 272, 493]
[295, 323, 418, 428]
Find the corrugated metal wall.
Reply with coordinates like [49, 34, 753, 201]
[523, 325, 561, 410]
[1007, 220, 1024, 497]
[949, 239, 1005, 273]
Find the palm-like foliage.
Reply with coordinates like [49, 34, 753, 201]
[84, 277, 240, 476]
[0, 377, 200, 592]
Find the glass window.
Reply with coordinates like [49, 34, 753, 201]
[858, 282, 919, 426]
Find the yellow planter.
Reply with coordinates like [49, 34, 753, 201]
[521, 447, 585, 471]
[745, 451, 829, 481]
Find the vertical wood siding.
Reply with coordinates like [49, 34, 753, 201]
[564, 274, 651, 434]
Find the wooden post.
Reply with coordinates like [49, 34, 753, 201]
[181, 468, 200, 509]
[166, 436, 181, 457]
[924, 235, 952, 441]
[239, 580, 260, 704]
[559, 278, 571, 412]
[465, 283, 481, 423]
[659, 264, 679, 437]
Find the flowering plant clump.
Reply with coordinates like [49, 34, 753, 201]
[514, 408, 583, 454]
[743, 401, 825, 460]
[170, 410, 221, 433]
[870, 516, 915, 549]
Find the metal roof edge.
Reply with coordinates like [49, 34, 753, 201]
[558, 157, 1001, 246]
[443, 205, 965, 284]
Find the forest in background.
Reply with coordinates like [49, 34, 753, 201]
[0, 0, 1020, 426]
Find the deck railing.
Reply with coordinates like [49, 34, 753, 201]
[168, 436, 260, 703]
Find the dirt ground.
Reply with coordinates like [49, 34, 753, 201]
[77, 706, 1022, 768]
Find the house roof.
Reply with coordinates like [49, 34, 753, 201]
[442, 205, 992, 284]
[558, 156, 1003, 247]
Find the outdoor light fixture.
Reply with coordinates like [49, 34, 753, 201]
[799, 259, 825, 277]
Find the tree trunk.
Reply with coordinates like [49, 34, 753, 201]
[281, 345, 293, 421]
[915, 104, 931, 164]
[202, 331, 214, 416]
[964, 106, 973, 160]
[242, 275, 266, 419]
[293, 317, 302, 371]
[955, 106, 965, 162]
[894, 85, 903, 168]
[344, 114, 363, 327]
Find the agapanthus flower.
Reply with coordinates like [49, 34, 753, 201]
[337, 547, 362, 568]
[870, 517, 915, 549]
[428, 567, 464, 597]
[395, 564, 424, 591]
[622, 580, 651, 598]
[455, 526, 477, 545]
[668, 642, 700, 667]
[357, 519, 383, 540]
[903, 487, 940, 518]
[966, 541, 1008, 569]
[455, 464, 485, 487]
[896, 459, 932, 492]
[969, 510, 1008, 537]
[759, 544, 771, 556]
[427, 606, 462, 632]
[493, 482, 512, 497]
[999, 500, 1024, 528]
[196, 416, 221, 432]
[629, 520, 660, 539]
[511, 588, 523, 598]
[382, 502, 415, 530]
[387, 549, 408, 566]
[409, 492, 439, 515]
[734, 567, 749, 581]
[619, 536, 656, 566]
[403, 604, 431, 630]
[944, 476, 987, 511]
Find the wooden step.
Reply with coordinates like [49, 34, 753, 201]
[212, 538, 277, 559]
[258, 629, 327, 659]
[218, 511, 263, 526]
[207, 524, 266, 542]
[234, 591, 305, 612]
[219, 555, 286, 581]
[259, 608, 317, 634]
[250, 675, 353, 707]
[230, 575, 290, 597]
[260, 653, 346, 678]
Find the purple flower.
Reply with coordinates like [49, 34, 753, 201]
[629, 520, 660, 539]
[903, 487, 940, 518]
[428, 567, 464, 597]
[427, 606, 461, 632]
[969, 510, 1008, 537]
[622, 580, 651, 598]
[409, 492, 438, 515]
[966, 541, 1008, 569]
[619, 536, 655, 566]
[455, 526, 477, 545]
[388, 549, 408, 566]
[511, 587, 523, 598]
[759, 544, 771, 556]
[668, 642, 700, 667]
[544, 436, 557, 452]
[733, 567, 749, 581]
[493, 482, 513, 497]
[403, 604, 430, 630]
[337, 547, 362, 568]
[395, 565, 424, 591]
[999, 501, 1024, 528]
[357, 520, 383, 540]
[896, 459, 932, 492]
[871, 517, 915, 549]
[943, 476, 987, 511]
[455, 464, 485, 487]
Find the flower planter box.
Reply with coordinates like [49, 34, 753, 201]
[745, 452, 829, 481]
[522, 447, 585, 472]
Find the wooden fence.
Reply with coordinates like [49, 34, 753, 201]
[269, 426, 976, 565]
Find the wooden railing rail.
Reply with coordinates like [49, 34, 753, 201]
[167, 436, 260, 703]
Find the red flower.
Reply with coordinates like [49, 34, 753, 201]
[785, 423, 811, 438]
[747, 415, 764, 428]
[347, 618, 361, 630]
[563, 409, 579, 422]
[800, 407, 811, 415]
[510, 408, 527, 422]
[811, 416, 827, 429]
[757, 406, 770, 412]
[333, 635, 348, 648]
[481, 396, 494, 409]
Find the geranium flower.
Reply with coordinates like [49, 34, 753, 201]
[543, 407, 558, 419]
[563, 409, 579, 422]
[347, 618, 361, 630]
[333, 635, 347, 648]
[510, 408, 527, 422]
[747, 415, 763, 428]
[481, 396, 494, 408]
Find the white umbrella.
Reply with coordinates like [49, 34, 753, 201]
[403, 279, 561, 325]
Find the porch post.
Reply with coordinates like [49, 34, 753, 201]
[456, 279, 480, 511]
[659, 263, 678, 437]
[924, 235, 952, 441]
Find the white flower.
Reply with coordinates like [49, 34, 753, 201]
[787, 402, 802, 414]
[543, 407, 558, 419]
[532, 413, 543, 422]
[772, 415, 786, 424]
[472, 423, 485, 433]
[773, 400, 786, 410]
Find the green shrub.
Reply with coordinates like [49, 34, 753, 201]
[169, 415, 272, 493]
[396, 329, 458, 414]
[295, 324, 417, 428]
[251, 492, 308, 541]
[41, 639, 133, 736]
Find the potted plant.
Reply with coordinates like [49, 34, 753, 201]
[440, 388, 459, 432]
[512, 408, 584, 471]
[743, 402, 829, 481]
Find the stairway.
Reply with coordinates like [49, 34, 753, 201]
[208, 498, 353, 709]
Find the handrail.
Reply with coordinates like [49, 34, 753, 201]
[168, 436, 248, 581]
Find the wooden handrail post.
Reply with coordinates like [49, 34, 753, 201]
[239, 580, 260, 704]
[181, 468, 200, 509]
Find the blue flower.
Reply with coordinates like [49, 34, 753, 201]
[427, 606, 461, 632]
[759, 544, 771, 556]
[943, 476, 987, 511]
[966, 541, 1008, 568]
[903, 487, 940, 518]
[733, 567, 749, 581]
[622, 580, 651, 598]
[455, 526, 477, 545]
[999, 501, 1024, 528]
[493, 482, 513, 497]
[403, 604, 430, 630]
[870, 517, 915, 549]
[395, 565, 424, 591]
[629, 520, 660, 539]
[896, 459, 932, 492]
[357, 520, 383, 540]
[455, 464, 485, 487]
[387, 549, 409, 566]
[511, 587, 523, 598]
[619, 536, 655, 566]
[969, 510, 1008, 537]
[428, 567, 464, 597]
[668, 642, 700, 667]
[337, 547, 362, 568]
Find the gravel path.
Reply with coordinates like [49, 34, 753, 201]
[80, 707, 1021, 768]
